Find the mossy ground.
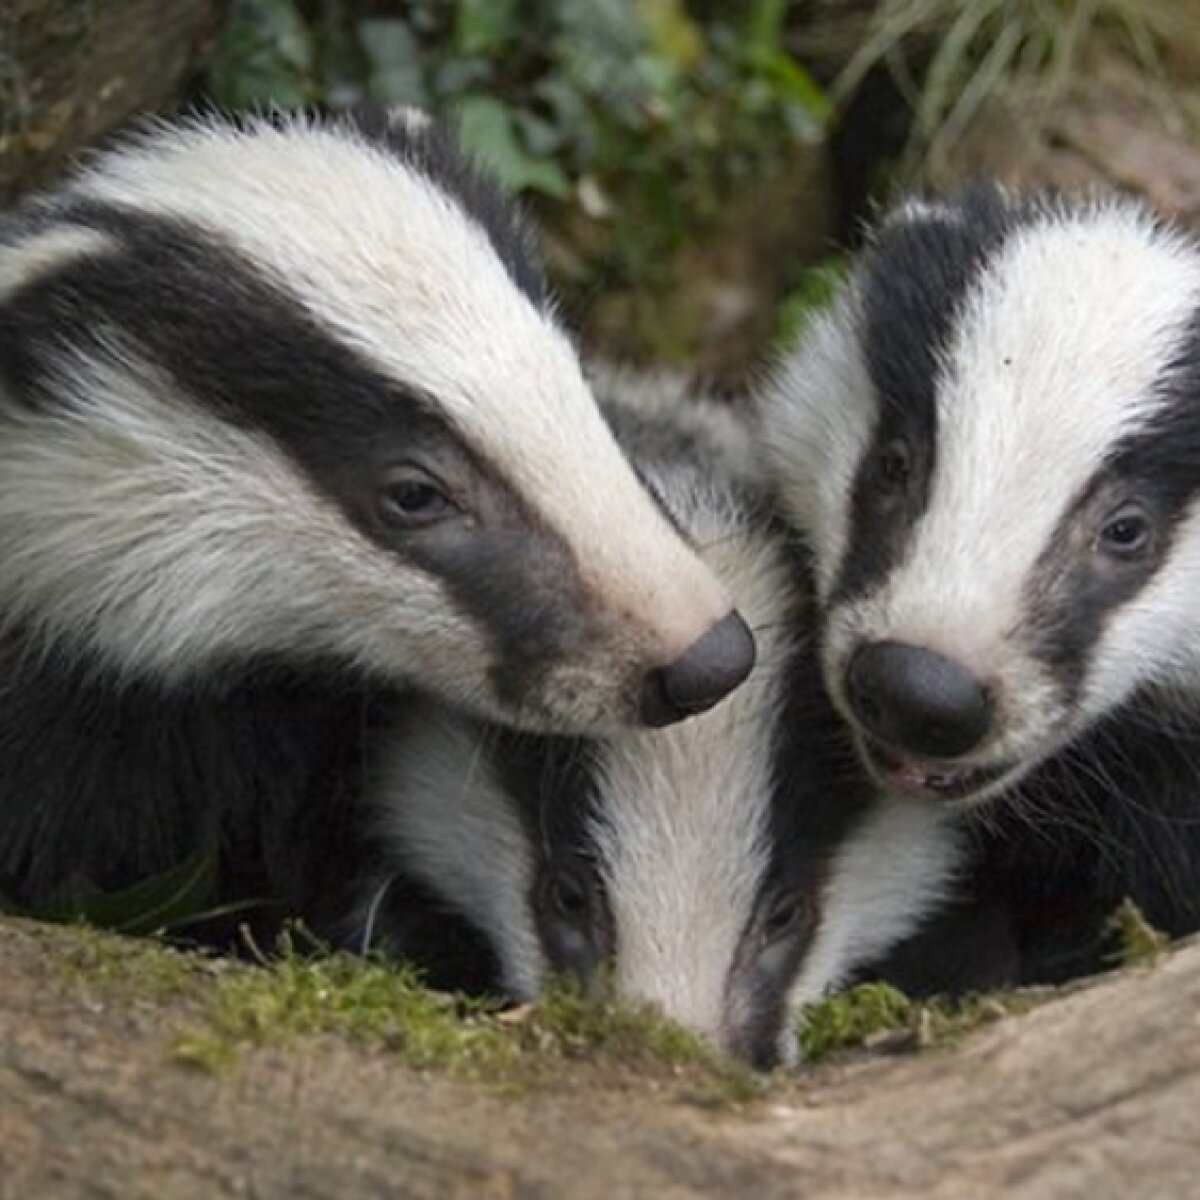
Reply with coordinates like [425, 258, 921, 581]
[143, 935, 759, 1107]
[36, 899, 1173, 1102]
[797, 982, 1039, 1062]
[798, 901, 1173, 1062]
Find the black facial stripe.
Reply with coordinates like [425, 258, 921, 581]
[725, 613, 877, 1065]
[834, 185, 1034, 605]
[0, 203, 600, 701]
[460, 521, 598, 720]
[493, 729, 615, 978]
[1, 201, 425, 440]
[339, 105, 548, 310]
[768, 597, 877, 877]
[1026, 304, 1200, 699]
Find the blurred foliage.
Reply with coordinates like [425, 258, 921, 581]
[0, 847, 260, 938]
[205, 0, 828, 308]
[772, 255, 846, 349]
[835, 0, 1181, 176]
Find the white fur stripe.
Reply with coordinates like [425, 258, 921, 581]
[0, 226, 115, 303]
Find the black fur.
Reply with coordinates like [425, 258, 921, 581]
[341, 106, 548, 310]
[0, 629, 392, 946]
[727, 622, 876, 1065]
[858, 222, 1200, 996]
[1027, 306, 1200, 698]
[0, 114, 587, 927]
[871, 688, 1200, 992]
[834, 186, 1033, 605]
[356, 869, 503, 994]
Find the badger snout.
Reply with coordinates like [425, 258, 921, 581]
[846, 640, 992, 759]
[639, 610, 756, 726]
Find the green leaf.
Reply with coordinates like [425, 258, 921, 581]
[206, 0, 315, 110]
[746, 0, 789, 63]
[455, 0, 517, 56]
[635, 0, 703, 71]
[774, 258, 848, 347]
[32, 848, 220, 936]
[455, 96, 571, 198]
[358, 18, 429, 107]
[767, 55, 831, 122]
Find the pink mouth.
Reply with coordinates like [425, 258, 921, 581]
[862, 740, 1005, 803]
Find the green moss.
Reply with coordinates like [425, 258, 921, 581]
[174, 952, 758, 1106]
[49, 921, 203, 1000]
[1106, 897, 1170, 968]
[797, 982, 1035, 1062]
[797, 982, 915, 1060]
[528, 977, 712, 1067]
[176, 951, 518, 1078]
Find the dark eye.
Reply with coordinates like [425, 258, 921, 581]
[873, 438, 911, 493]
[542, 867, 592, 926]
[1098, 503, 1154, 561]
[761, 892, 806, 944]
[378, 470, 455, 528]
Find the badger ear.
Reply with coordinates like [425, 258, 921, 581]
[343, 103, 438, 143]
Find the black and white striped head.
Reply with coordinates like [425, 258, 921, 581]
[0, 110, 752, 733]
[762, 186, 1200, 805]
[357, 390, 956, 1067]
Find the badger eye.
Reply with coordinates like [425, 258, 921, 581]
[761, 891, 808, 945]
[542, 867, 593, 926]
[1098, 504, 1154, 561]
[378, 469, 456, 527]
[873, 438, 911, 493]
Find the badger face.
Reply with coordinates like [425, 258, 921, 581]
[0, 111, 751, 733]
[763, 187, 1200, 806]
[363, 440, 956, 1067]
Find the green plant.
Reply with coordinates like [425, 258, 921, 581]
[204, 1, 828, 303]
[1106, 897, 1170, 967]
[797, 981, 1037, 1062]
[174, 941, 758, 1104]
[0, 847, 262, 937]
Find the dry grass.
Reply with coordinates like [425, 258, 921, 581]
[834, 0, 1184, 175]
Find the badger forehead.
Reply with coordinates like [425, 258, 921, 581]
[823, 192, 1200, 598]
[70, 112, 546, 308]
[58, 115, 614, 454]
[74, 116, 547, 332]
[865, 189, 1200, 443]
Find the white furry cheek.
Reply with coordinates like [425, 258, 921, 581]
[364, 703, 551, 999]
[1081, 583, 1200, 721]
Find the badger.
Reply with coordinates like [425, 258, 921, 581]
[348, 380, 958, 1067]
[0, 110, 754, 922]
[760, 185, 1200, 989]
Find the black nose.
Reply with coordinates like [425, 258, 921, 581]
[640, 611, 756, 727]
[845, 640, 991, 758]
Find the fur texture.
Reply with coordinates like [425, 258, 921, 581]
[0, 109, 741, 916]
[760, 185, 1200, 988]
[352, 383, 958, 1066]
